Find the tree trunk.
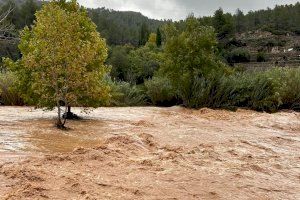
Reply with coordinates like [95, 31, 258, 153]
[57, 105, 62, 127]
[56, 104, 65, 129]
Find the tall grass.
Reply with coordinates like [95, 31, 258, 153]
[179, 67, 300, 112]
[147, 67, 300, 112]
[109, 81, 148, 106]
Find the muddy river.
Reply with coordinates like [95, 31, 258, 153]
[0, 106, 299, 199]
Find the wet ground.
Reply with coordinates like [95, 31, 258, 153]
[0, 106, 300, 199]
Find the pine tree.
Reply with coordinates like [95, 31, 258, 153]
[213, 8, 226, 34]
[235, 9, 245, 33]
[139, 22, 150, 46]
[156, 28, 162, 47]
[213, 8, 234, 41]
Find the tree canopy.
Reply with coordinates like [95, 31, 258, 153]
[161, 16, 229, 107]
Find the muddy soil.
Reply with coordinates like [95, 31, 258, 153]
[0, 106, 299, 199]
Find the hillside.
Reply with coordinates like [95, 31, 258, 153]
[0, 0, 166, 46]
[88, 8, 166, 46]
[233, 31, 300, 69]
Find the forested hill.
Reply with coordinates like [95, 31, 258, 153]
[0, 0, 167, 46]
[1, 0, 300, 45]
[88, 8, 167, 46]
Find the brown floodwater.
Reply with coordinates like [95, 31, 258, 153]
[0, 107, 154, 154]
[0, 106, 300, 199]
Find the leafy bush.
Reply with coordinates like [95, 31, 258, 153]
[108, 45, 162, 85]
[226, 48, 251, 64]
[0, 72, 23, 105]
[277, 68, 300, 110]
[128, 46, 162, 84]
[256, 51, 266, 62]
[110, 81, 148, 106]
[145, 76, 176, 106]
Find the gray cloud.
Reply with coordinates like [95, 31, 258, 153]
[77, 0, 300, 20]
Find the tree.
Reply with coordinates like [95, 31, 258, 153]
[235, 9, 245, 33]
[147, 33, 156, 44]
[156, 28, 162, 47]
[145, 32, 157, 49]
[213, 8, 226, 34]
[5, 0, 110, 128]
[107, 45, 133, 81]
[128, 46, 161, 84]
[138, 22, 150, 46]
[213, 8, 234, 41]
[161, 16, 228, 107]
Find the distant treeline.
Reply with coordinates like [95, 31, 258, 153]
[0, 0, 166, 46]
[176, 3, 300, 36]
[88, 8, 166, 46]
[1, 0, 300, 44]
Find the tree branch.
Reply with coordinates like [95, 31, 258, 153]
[0, 4, 13, 24]
[0, 4, 18, 41]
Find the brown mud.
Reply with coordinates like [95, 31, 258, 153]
[0, 106, 299, 199]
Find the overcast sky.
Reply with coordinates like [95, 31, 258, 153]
[77, 0, 299, 21]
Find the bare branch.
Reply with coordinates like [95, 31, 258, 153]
[0, 4, 14, 24]
[0, 4, 18, 41]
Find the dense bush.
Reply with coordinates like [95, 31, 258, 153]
[110, 81, 148, 106]
[226, 48, 251, 64]
[127, 46, 162, 84]
[277, 69, 300, 110]
[145, 76, 176, 106]
[107, 45, 162, 85]
[256, 51, 267, 62]
[0, 72, 23, 105]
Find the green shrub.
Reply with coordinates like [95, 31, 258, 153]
[226, 48, 251, 64]
[145, 76, 176, 106]
[110, 81, 148, 106]
[0, 72, 23, 105]
[277, 68, 300, 110]
[256, 51, 266, 62]
[245, 70, 281, 112]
